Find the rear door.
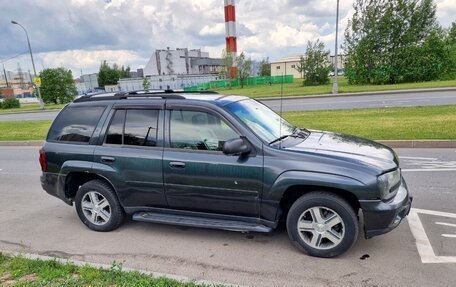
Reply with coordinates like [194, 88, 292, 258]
[93, 105, 166, 208]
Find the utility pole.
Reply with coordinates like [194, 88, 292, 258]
[2, 64, 9, 88]
[332, 0, 340, 95]
[11, 20, 45, 109]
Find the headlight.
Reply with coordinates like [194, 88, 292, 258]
[377, 169, 401, 200]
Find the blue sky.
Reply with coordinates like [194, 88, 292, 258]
[1, 0, 455, 77]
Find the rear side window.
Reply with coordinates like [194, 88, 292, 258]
[47, 106, 105, 143]
[105, 109, 159, 147]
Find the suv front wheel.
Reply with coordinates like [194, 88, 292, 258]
[286, 191, 359, 257]
[75, 179, 124, 232]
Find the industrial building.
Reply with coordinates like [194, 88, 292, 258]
[143, 48, 223, 76]
[270, 54, 345, 78]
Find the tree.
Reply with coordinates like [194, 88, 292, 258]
[258, 58, 271, 76]
[235, 52, 252, 88]
[344, 0, 450, 84]
[220, 49, 234, 79]
[301, 40, 331, 86]
[97, 61, 131, 88]
[40, 68, 77, 104]
[142, 77, 150, 90]
[293, 56, 306, 78]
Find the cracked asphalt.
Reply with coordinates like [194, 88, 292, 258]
[1, 147, 456, 286]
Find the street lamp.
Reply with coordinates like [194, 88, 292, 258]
[11, 20, 44, 110]
[332, 0, 340, 95]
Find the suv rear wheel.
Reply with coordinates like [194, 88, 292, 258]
[75, 180, 124, 232]
[286, 191, 359, 257]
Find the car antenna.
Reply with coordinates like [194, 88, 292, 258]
[279, 72, 284, 149]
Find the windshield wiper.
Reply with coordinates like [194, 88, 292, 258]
[269, 134, 291, 145]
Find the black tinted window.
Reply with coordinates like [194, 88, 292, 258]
[170, 110, 238, 151]
[48, 106, 105, 143]
[105, 110, 125, 145]
[105, 109, 158, 147]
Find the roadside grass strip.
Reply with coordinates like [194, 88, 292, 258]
[0, 105, 455, 141]
[214, 78, 456, 98]
[0, 251, 229, 287]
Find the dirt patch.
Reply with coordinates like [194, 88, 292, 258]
[19, 273, 38, 282]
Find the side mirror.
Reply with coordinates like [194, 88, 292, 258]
[223, 137, 251, 156]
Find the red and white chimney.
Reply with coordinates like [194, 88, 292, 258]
[224, 0, 237, 78]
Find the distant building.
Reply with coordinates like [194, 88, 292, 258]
[143, 48, 223, 76]
[118, 74, 219, 92]
[270, 54, 345, 78]
[75, 73, 99, 94]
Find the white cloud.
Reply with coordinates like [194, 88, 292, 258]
[1, 0, 454, 76]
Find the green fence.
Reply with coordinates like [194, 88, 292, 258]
[184, 75, 293, 91]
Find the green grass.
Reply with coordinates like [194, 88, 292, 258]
[284, 105, 456, 140]
[0, 252, 207, 287]
[214, 77, 456, 98]
[0, 120, 51, 141]
[0, 105, 454, 141]
[0, 103, 66, 114]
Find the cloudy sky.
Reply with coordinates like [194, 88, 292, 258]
[1, 0, 454, 77]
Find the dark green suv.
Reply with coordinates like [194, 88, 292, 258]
[40, 90, 412, 258]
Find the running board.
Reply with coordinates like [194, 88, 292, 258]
[132, 211, 272, 233]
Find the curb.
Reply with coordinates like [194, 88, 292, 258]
[256, 87, 456, 101]
[0, 250, 240, 287]
[0, 140, 44, 146]
[0, 109, 61, 116]
[377, 140, 456, 148]
[0, 140, 454, 148]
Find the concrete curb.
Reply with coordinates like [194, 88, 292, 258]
[0, 140, 44, 146]
[0, 109, 61, 116]
[0, 250, 240, 286]
[377, 140, 456, 148]
[0, 140, 455, 148]
[257, 86, 456, 101]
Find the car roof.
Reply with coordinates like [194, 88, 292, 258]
[72, 90, 249, 106]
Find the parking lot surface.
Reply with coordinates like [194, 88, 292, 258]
[1, 147, 455, 286]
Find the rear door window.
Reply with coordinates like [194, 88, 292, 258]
[47, 106, 106, 143]
[105, 109, 159, 147]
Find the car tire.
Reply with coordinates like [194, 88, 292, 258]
[75, 179, 124, 232]
[286, 191, 359, 258]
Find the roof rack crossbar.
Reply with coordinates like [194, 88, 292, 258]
[74, 89, 218, 103]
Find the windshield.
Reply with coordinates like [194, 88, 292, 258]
[225, 99, 296, 143]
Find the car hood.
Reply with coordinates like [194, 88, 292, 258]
[283, 130, 398, 171]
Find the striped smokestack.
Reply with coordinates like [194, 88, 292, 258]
[224, 0, 237, 78]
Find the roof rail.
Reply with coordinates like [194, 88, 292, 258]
[73, 89, 218, 103]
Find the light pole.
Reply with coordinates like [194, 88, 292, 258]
[11, 20, 44, 109]
[332, 0, 340, 95]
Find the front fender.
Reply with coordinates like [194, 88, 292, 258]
[261, 170, 370, 222]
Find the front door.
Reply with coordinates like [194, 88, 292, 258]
[163, 108, 263, 217]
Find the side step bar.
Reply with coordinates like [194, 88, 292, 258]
[132, 211, 272, 233]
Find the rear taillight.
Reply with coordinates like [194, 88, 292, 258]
[39, 149, 47, 172]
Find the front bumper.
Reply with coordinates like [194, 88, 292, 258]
[360, 177, 412, 238]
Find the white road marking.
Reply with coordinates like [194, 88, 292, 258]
[408, 208, 456, 263]
[402, 168, 456, 172]
[400, 156, 438, 160]
[442, 234, 456, 238]
[436, 222, 456, 228]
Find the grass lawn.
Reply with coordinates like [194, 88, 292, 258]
[214, 77, 456, 98]
[0, 105, 455, 141]
[0, 252, 204, 287]
[0, 103, 66, 114]
[0, 120, 51, 141]
[284, 105, 456, 140]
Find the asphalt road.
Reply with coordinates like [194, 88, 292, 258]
[1, 147, 455, 286]
[0, 90, 455, 122]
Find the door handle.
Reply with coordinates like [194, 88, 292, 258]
[169, 161, 186, 168]
[101, 156, 116, 163]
